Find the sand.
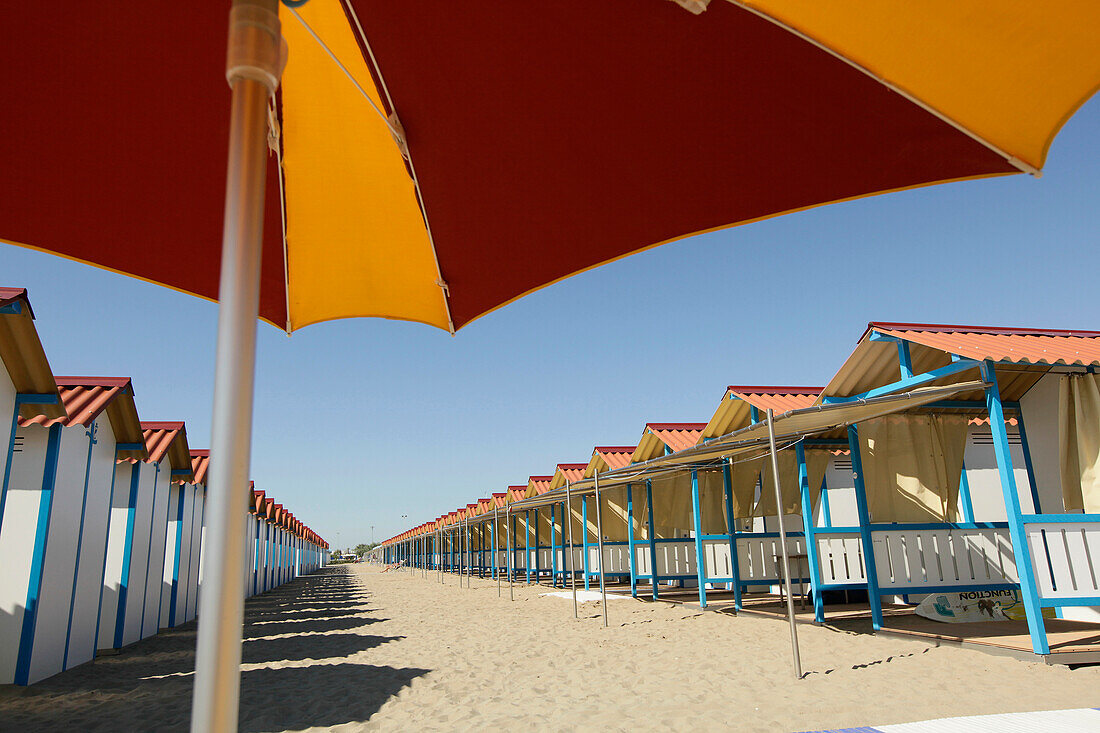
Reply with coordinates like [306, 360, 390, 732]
[0, 564, 1097, 732]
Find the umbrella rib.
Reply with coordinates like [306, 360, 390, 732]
[726, 1, 1040, 177]
[288, 4, 456, 333]
[268, 98, 293, 335]
[341, 0, 456, 334]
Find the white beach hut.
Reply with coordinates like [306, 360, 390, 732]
[160, 448, 207, 629]
[97, 421, 191, 653]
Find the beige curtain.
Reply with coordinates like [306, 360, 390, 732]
[859, 413, 970, 522]
[754, 449, 830, 518]
[731, 456, 763, 520]
[1060, 374, 1100, 513]
[651, 473, 693, 537]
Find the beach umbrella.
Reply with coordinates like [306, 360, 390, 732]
[3, 1, 1099, 730]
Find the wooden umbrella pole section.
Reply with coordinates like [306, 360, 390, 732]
[594, 472, 609, 627]
[191, 2, 282, 732]
[767, 408, 803, 679]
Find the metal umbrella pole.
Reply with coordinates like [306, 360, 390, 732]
[191, 2, 282, 731]
[495, 507, 501, 596]
[507, 507, 514, 601]
[594, 472, 609, 627]
[766, 408, 803, 679]
[565, 481, 578, 618]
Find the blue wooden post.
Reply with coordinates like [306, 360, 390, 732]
[958, 462, 976, 523]
[113, 462, 141, 650]
[690, 470, 707, 608]
[550, 504, 558, 586]
[796, 443, 825, 622]
[722, 460, 742, 610]
[626, 483, 637, 597]
[533, 508, 540, 581]
[525, 509, 532, 584]
[1015, 409, 1043, 513]
[818, 475, 833, 527]
[646, 480, 658, 600]
[981, 360, 1049, 655]
[582, 497, 590, 590]
[15, 424, 62, 684]
[847, 425, 883, 630]
[490, 521, 496, 579]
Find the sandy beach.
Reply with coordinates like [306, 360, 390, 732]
[1, 564, 1097, 732]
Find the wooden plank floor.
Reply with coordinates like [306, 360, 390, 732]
[881, 615, 1100, 656]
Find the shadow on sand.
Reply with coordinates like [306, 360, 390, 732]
[0, 566, 426, 732]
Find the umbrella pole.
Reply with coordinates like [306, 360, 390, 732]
[594, 473, 609, 628]
[192, 3, 281, 731]
[565, 482, 578, 618]
[507, 507, 514, 601]
[766, 408, 803, 679]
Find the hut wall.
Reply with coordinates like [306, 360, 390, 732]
[62, 415, 119, 672]
[139, 460, 171, 641]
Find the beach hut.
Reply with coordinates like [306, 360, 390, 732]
[0, 374, 146, 685]
[97, 421, 191, 653]
[160, 447, 205, 629]
[543, 464, 588, 587]
[805, 322, 1100, 662]
[179, 450, 208, 623]
[517, 475, 556, 583]
[504, 486, 530, 580]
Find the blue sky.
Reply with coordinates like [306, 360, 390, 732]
[3, 97, 1097, 551]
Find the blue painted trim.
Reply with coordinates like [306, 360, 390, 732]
[582, 497, 589, 590]
[525, 509, 532, 584]
[168, 484, 186, 626]
[848, 425, 883, 630]
[721, 460, 743, 609]
[253, 517, 261, 596]
[138, 462, 163, 637]
[63, 421, 98, 669]
[896, 340, 914, 380]
[797, 442, 825, 622]
[550, 503, 558, 586]
[113, 462, 141, 649]
[822, 360, 981, 404]
[886, 582, 1019, 594]
[92, 458, 119, 656]
[804, 439, 849, 447]
[0, 301, 23, 314]
[1022, 513, 1100, 524]
[690, 470, 707, 608]
[1014, 409, 1043, 514]
[819, 475, 832, 528]
[170, 469, 191, 477]
[958, 461, 975, 524]
[815, 522, 1010, 533]
[646, 480, 658, 601]
[15, 424, 62, 685]
[982, 360, 1049, 655]
[749, 406, 760, 424]
[1040, 596, 1100, 608]
[0, 394, 59, 537]
[113, 443, 144, 452]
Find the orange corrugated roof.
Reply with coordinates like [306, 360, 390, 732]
[139, 421, 191, 475]
[18, 377, 131, 429]
[726, 386, 821, 414]
[529, 474, 556, 494]
[645, 423, 706, 452]
[188, 450, 209, 486]
[870, 322, 1100, 366]
[593, 447, 634, 470]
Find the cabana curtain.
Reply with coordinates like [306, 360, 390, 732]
[858, 414, 969, 522]
[755, 449, 830, 518]
[1059, 374, 1100, 513]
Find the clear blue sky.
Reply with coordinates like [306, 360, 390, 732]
[3, 97, 1097, 551]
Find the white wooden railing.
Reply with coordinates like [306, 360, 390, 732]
[1026, 519, 1100, 601]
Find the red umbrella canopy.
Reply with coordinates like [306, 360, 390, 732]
[4, 2, 1097, 333]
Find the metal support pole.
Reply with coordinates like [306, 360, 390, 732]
[594, 473, 609, 627]
[507, 507, 514, 601]
[494, 507, 500, 596]
[192, 2, 281, 730]
[565, 482, 578, 618]
[767, 409, 802, 679]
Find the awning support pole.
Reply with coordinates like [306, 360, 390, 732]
[796, 442, 825, 623]
[192, 2, 281, 730]
[594, 472, 609, 627]
[690, 469, 707, 609]
[507, 507, 514, 601]
[565, 482, 578, 618]
[646, 480, 659, 601]
[722, 459, 743, 610]
[767, 408, 803, 680]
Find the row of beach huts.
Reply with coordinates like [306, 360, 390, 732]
[378, 320, 1100, 665]
[0, 287, 328, 685]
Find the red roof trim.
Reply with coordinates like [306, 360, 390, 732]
[726, 385, 822, 395]
[140, 420, 185, 430]
[594, 446, 636, 452]
[864, 321, 1100, 341]
[646, 423, 707, 430]
[554, 464, 587, 471]
[54, 375, 133, 389]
